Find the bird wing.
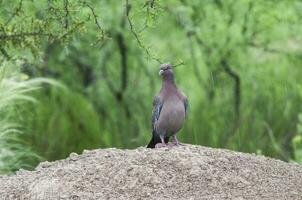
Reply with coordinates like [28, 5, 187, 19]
[151, 95, 163, 132]
[179, 90, 189, 117]
[184, 97, 189, 117]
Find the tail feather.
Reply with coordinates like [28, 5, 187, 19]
[147, 135, 160, 148]
[147, 131, 169, 148]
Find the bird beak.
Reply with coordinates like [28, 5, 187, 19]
[159, 69, 164, 76]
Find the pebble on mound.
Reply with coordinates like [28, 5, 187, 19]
[0, 145, 302, 200]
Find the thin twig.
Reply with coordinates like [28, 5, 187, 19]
[4, 0, 23, 26]
[188, 35, 203, 83]
[221, 59, 241, 117]
[125, 0, 162, 63]
[84, 2, 105, 41]
[0, 32, 51, 41]
[116, 33, 128, 91]
[0, 48, 10, 60]
[64, 0, 69, 29]
[248, 41, 296, 56]
[58, 21, 84, 40]
[173, 61, 185, 68]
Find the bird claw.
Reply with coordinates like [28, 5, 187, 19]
[155, 143, 167, 148]
[169, 142, 184, 147]
[155, 142, 185, 148]
[167, 142, 176, 147]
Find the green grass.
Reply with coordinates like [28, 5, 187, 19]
[0, 65, 59, 173]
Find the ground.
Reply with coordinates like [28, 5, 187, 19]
[0, 145, 302, 200]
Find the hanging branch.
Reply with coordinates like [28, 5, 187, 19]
[100, 51, 118, 96]
[116, 33, 128, 93]
[173, 61, 185, 68]
[101, 33, 132, 118]
[99, 14, 131, 118]
[143, 0, 156, 8]
[58, 21, 85, 40]
[125, 0, 162, 63]
[117, 38, 131, 118]
[220, 59, 241, 117]
[188, 35, 203, 84]
[64, 0, 69, 29]
[0, 32, 51, 41]
[200, 1, 241, 118]
[4, 0, 23, 26]
[84, 2, 107, 45]
[126, 0, 185, 66]
[242, 0, 253, 36]
[0, 48, 10, 60]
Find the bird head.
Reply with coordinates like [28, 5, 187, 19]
[159, 63, 173, 77]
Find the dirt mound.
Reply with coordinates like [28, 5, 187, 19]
[0, 145, 302, 200]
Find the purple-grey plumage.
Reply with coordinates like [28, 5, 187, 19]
[147, 63, 188, 148]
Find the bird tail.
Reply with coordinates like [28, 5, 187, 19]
[147, 134, 160, 148]
[146, 131, 169, 148]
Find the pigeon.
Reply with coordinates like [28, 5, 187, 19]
[147, 63, 188, 148]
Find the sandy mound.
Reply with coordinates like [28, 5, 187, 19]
[0, 145, 301, 200]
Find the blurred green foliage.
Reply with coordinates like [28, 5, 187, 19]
[292, 114, 302, 163]
[1, 0, 302, 173]
[0, 63, 56, 173]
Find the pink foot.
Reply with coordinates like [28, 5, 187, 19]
[171, 135, 184, 147]
[155, 143, 167, 148]
[168, 142, 184, 147]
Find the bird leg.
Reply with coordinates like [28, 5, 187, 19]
[171, 134, 182, 146]
[155, 135, 167, 148]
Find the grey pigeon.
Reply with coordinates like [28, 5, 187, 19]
[147, 63, 188, 148]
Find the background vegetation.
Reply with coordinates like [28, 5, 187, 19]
[1, 0, 302, 173]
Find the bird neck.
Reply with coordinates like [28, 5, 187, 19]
[162, 74, 177, 91]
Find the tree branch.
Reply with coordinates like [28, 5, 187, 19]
[242, 0, 253, 36]
[0, 48, 10, 60]
[221, 59, 241, 117]
[188, 35, 203, 85]
[116, 33, 128, 92]
[4, 0, 23, 26]
[248, 41, 295, 56]
[84, 2, 106, 43]
[125, 0, 162, 63]
[64, 0, 69, 29]
[100, 51, 118, 95]
[0, 32, 51, 41]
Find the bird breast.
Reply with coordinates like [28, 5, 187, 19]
[156, 98, 185, 136]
